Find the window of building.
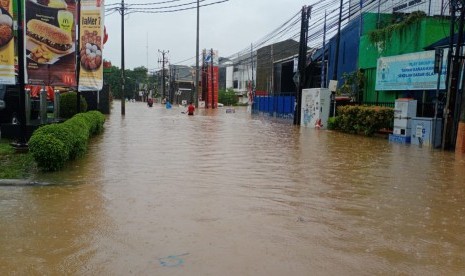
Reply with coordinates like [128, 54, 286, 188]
[233, 80, 238, 89]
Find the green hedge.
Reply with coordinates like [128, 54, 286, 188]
[28, 111, 105, 171]
[329, 105, 394, 136]
[60, 92, 88, 119]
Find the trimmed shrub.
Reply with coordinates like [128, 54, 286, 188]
[60, 92, 88, 119]
[71, 113, 93, 136]
[32, 124, 73, 158]
[333, 105, 394, 136]
[29, 134, 68, 171]
[60, 122, 88, 159]
[87, 111, 106, 134]
[28, 111, 105, 171]
[327, 117, 340, 130]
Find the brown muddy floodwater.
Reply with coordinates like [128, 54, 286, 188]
[1, 101, 465, 275]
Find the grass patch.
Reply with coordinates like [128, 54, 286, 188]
[0, 139, 37, 179]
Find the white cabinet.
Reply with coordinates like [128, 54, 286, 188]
[301, 88, 331, 129]
[393, 99, 417, 138]
[411, 117, 442, 148]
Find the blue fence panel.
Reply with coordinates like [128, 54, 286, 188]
[253, 95, 296, 120]
[283, 96, 294, 114]
[277, 97, 284, 114]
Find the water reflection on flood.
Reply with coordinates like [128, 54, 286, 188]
[1, 101, 465, 275]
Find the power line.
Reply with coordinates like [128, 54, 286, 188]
[172, 55, 197, 65]
[105, 0, 228, 15]
[127, 0, 229, 15]
[225, 0, 342, 60]
[126, 0, 206, 10]
[125, 0, 185, 6]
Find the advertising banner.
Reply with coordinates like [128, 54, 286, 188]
[78, 0, 104, 91]
[0, 0, 15, 84]
[24, 0, 77, 86]
[376, 50, 448, 91]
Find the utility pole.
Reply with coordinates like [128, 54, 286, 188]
[293, 6, 311, 125]
[210, 48, 215, 109]
[146, 32, 149, 70]
[15, 0, 27, 146]
[459, 81, 465, 152]
[158, 50, 169, 101]
[76, 0, 81, 113]
[330, 0, 344, 118]
[121, 0, 125, 115]
[442, 0, 464, 150]
[194, 0, 200, 107]
[202, 50, 206, 105]
[170, 66, 177, 104]
[270, 44, 274, 95]
[321, 10, 327, 89]
[251, 43, 255, 102]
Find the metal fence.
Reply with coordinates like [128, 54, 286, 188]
[252, 96, 440, 121]
[252, 94, 296, 120]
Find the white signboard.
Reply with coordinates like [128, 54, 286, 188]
[375, 50, 447, 91]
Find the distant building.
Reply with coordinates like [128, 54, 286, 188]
[231, 53, 255, 98]
[218, 57, 233, 91]
[168, 65, 194, 104]
[256, 39, 300, 94]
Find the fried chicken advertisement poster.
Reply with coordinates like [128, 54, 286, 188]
[0, 0, 15, 85]
[24, 0, 77, 86]
[78, 0, 104, 91]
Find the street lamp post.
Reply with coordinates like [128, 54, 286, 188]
[121, 0, 125, 115]
[194, 0, 200, 107]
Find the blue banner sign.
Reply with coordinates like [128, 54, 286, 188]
[376, 50, 447, 91]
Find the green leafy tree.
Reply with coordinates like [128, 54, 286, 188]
[104, 66, 122, 98]
[148, 72, 158, 97]
[336, 70, 364, 102]
[104, 65, 151, 100]
[219, 88, 238, 106]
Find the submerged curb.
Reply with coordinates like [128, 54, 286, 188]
[0, 179, 49, 186]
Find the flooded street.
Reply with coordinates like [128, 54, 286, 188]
[1, 100, 465, 275]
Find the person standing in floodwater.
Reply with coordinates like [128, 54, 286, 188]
[187, 102, 195, 116]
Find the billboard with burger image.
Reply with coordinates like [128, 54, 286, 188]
[24, 0, 77, 86]
[0, 0, 15, 85]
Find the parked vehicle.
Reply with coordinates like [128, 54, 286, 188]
[0, 85, 20, 124]
[0, 85, 5, 111]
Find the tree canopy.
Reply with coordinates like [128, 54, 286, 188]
[104, 65, 157, 99]
[219, 88, 238, 106]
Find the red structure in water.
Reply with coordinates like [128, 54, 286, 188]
[201, 49, 218, 108]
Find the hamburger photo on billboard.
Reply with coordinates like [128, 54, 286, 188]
[26, 19, 73, 54]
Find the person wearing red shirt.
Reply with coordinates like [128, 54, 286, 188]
[187, 102, 195, 116]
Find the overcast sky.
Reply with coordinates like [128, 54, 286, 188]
[103, 0, 313, 71]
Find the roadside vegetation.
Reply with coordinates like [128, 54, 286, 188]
[218, 88, 250, 106]
[29, 111, 105, 171]
[0, 108, 106, 178]
[219, 88, 238, 106]
[0, 139, 37, 179]
[328, 105, 394, 136]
